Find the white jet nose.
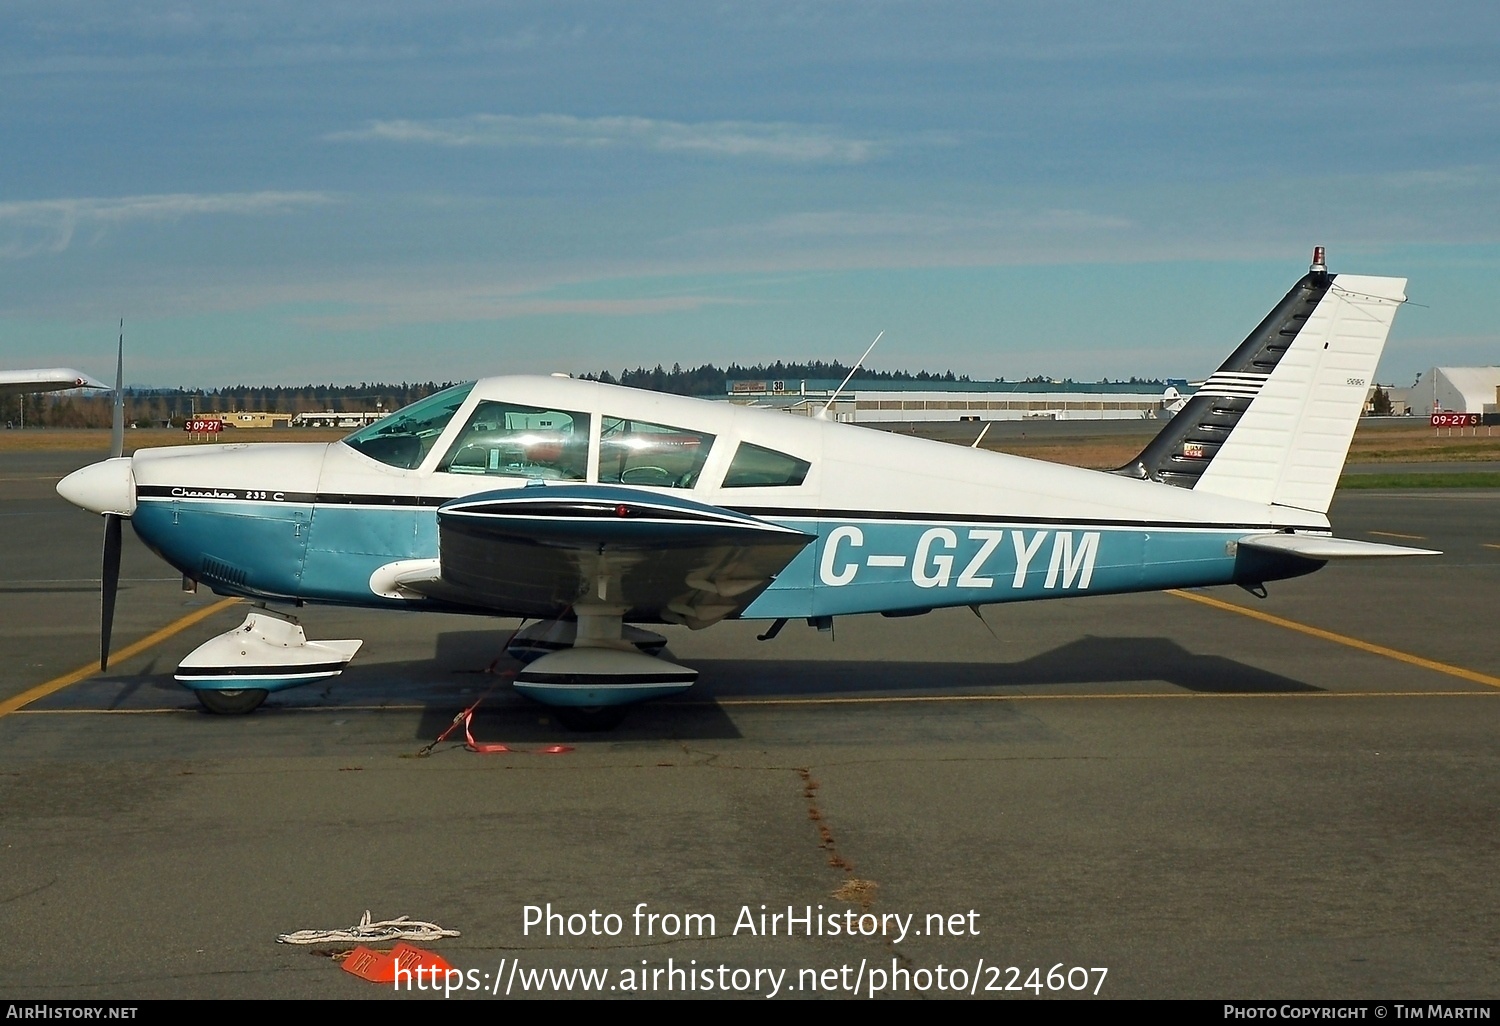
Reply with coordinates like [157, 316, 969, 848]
[57, 457, 137, 516]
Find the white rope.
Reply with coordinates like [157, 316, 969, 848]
[277, 910, 461, 945]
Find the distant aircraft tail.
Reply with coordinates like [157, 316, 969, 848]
[1115, 251, 1407, 515]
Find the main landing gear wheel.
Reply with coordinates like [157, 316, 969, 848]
[195, 688, 269, 715]
[553, 706, 629, 732]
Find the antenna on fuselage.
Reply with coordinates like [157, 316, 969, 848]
[818, 331, 883, 420]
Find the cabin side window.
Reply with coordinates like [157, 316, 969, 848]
[438, 401, 591, 481]
[342, 382, 476, 470]
[598, 417, 714, 489]
[721, 442, 811, 488]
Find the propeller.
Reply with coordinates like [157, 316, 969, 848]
[101, 321, 125, 670]
[101, 512, 121, 669]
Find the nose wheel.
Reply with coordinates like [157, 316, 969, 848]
[195, 688, 269, 716]
[176, 610, 362, 713]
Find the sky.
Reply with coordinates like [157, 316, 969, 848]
[2, 1, 1498, 389]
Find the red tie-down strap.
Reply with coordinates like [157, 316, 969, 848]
[461, 708, 514, 753]
[417, 700, 573, 755]
[461, 708, 572, 755]
[420, 702, 576, 756]
[414, 620, 573, 756]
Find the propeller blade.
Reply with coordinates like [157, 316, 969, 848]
[110, 320, 124, 459]
[101, 512, 122, 670]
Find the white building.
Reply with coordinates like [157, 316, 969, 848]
[726, 378, 1191, 423]
[292, 410, 387, 429]
[1421, 367, 1500, 415]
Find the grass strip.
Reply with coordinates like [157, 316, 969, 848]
[1339, 472, 1500, 489]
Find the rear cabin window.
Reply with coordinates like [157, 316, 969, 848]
[721, 442, 811, 488]
[599, 417, 713, 489]
[439, 401, 590, 481]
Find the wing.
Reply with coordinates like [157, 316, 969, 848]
[404, 484, 814, 629]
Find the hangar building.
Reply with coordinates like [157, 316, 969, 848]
[726, 378, 1192, 423]
[1420, 367, 1500, 416]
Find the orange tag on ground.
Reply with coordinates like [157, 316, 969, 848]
[342, 943, 454, 986]
[390, 942, 453, 978]
[341, 945, 396, 983]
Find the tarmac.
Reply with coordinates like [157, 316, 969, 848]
[1, 447, 1497, 1000]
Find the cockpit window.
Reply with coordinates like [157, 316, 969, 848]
[439, 400, 590, 481]
[342, 383, 476, 470]
[599, 417, 713, 489]
[721, 442, 811, 488]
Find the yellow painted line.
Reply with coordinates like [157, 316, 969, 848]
[13, 703, 426, 715]
[11, 692, 1496, 716]
[1368, 530, 1427, 541]
[1169, 590, 1500, 689]
[14, 707, 197, 715]
[0, 598, 241, 718]
[712, 691, 1495, 707]
[1483, 543, 1500, 551]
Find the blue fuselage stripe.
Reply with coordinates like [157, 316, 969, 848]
[131, 497, 1310, 618]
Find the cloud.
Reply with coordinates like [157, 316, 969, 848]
[1378, 167, 1489, 190]
[684, 207, 1134, 245]
[328, 113, 892, 164]
[295, 288, 747, 331]
[0, 191, 334, 258]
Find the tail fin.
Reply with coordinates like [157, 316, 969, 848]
[1115, 252, 1406, 514]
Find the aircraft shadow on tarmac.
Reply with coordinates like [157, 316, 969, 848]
[60, 632, 1318, 744]
[0, 584, 100, 594]
[688, 636, 1321, 698]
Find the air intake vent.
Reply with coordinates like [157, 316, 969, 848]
[200, 556, 247, 587]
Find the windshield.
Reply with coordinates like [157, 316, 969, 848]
[341, 383, 476, 470]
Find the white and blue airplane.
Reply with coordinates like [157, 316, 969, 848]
[0, 368, 108, 396]
[56, 252, 1434, 728]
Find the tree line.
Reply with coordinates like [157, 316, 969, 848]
[580, 362, 1170, 394]
[2, 382, 455, 430]
[580, 361, 974, 396]
[4, 362, 1175, 429]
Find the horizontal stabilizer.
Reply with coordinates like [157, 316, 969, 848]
[1237, 533, 1440, 560]
[0, 367, 109, 396]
